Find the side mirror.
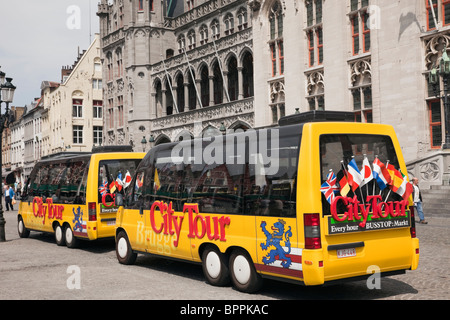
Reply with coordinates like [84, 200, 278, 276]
[115, 193, 124, 207]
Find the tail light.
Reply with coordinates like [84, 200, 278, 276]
[88, 202, 97, 221]
[304, 213, 322, 249]
[409, 206, 416, 238]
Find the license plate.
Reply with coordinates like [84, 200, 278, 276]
[337, 248, 356, 259]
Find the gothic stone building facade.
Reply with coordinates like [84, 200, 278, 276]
[98, 0, 450, 188]
[98, 0, 254, 150]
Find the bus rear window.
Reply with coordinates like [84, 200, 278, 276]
[98, 159, 142, 202]
[320, 134, 401, 215]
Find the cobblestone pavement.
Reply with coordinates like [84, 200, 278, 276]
[0, 209, 448, 300]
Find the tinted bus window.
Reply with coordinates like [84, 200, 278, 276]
[58, 160, 89, 204]
[245, 129, 300, 217]
[143, 126, 301, 217]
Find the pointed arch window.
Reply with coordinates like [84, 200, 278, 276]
[269, 1, 284, 76]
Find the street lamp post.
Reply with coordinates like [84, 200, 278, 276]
[430, 47, 450, 149]
[0, 69, 17, 242]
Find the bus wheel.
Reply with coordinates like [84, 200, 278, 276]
[229, 249, 263, 293]
[55, 224, 65, 246]
[65, 226, 79, 249]
[116, 231, 137, 265]
[201, 246, 230, 287]
[18, 217, 30, 238]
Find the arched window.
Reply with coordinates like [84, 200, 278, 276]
[237, 7, 248, 30]
[224, 13, 234, 35]
[242, 52, 254, 98]
[154, 80, 162, 117]
[115, 48, 123, 78]
[269, 1, 284, 76]
[107, 52, 113, 81]
[177, 34, 186, 53]
[212, 61, 223, 105]
[199, 24, 208, 44]
[188, 69, 196, 110]
[187, 30, 196, 49]
[227, 57, 238, 101]
[211, 19, 220, 40]
[200, 65, 209, 107]
[165, 77, 173, 115]
[176, 74, 185, 113]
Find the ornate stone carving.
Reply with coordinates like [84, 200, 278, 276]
[306, 70, 324, 96]
[424, 32, 450, 70]
[350, 58, 372, 86]
[420, 160, 441, 181]
[269, 79, 285, 103]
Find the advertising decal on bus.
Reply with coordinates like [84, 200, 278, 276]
[141, 201, 231, 248]
[257, 220, 303, 278]
[32, 197, 64, 224]
[73, 207, 87, 237]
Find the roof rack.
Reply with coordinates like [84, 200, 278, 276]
[278, 110, 354, 126]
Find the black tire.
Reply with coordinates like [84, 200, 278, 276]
[116, 231, 137, 265]
[201, 246, 230, 286]
[55, 224, 65, 246]
[17, 216, 30, 238]
[65, 225, 79, 248]
[229, 249, 263, 293]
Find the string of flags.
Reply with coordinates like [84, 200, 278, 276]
[321, 156, 414, 204]
[99, 170, 132, 196]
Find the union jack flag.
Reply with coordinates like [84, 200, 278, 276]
[99, 180, 109, 196]
[320, 170, 339, 204]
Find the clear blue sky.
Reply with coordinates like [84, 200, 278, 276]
[0, 0, 100, 109]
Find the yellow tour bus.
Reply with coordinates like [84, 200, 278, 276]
[18, 147, 145, 248]
[114, 111, 419, 293]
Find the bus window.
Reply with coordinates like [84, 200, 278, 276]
[246, 129, 300, 217]
[98, 159, 142, 203]
[59, 160, 89, 204]
[194, 163, 244, 215]
[320, 134, 400, 215]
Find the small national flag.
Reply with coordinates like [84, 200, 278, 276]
[373, 158, 391, 190]
[336, 169, 350, 197]
[390, 167, 405, 193]
[109, 181, 117, 194]
[123, 171, 132, 189]
[395, 172, 414, 201]
[135, 173, 144, 189]
[116, 172, 124, 192]
[154, 169, 161, 191]
[360, 156, 373, 187]
[386, 163, 397, 186]
[347, 159, 364, 192]
[99, 180, 109, 196]
[320, 170, 339, 204]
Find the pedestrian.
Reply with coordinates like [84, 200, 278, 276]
[412, 177, 427, 224]
[3, 185, 14, 211]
